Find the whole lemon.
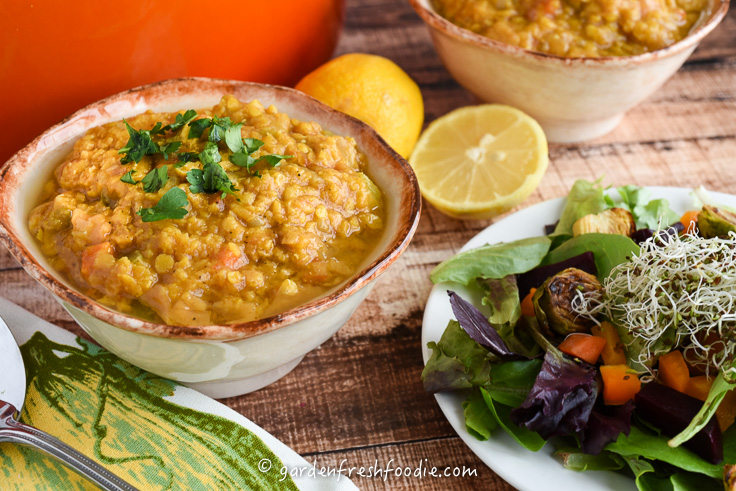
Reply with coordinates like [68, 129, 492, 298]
[295, 53, 424, 159]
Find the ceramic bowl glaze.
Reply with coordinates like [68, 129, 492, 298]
[0, 78, 421, 398]
[409, 0, 729, 142]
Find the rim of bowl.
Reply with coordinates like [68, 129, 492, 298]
[408, 0, 730, 66]
[0, 77, 422, 341]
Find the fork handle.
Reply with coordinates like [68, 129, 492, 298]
[0, 403, 139, 491]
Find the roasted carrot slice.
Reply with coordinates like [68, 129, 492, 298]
[659, 350, 690, 394]
[680, 210, 700, 232]
[591, 321, 627, 365]
[520, 288, 536, 317]
[559, 333, 607, 365]
[685, 375, 713, 401]
[601, 364, 641, 405]
[717, 390, 736, 432]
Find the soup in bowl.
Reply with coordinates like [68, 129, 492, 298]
[0, 78, 421, 397]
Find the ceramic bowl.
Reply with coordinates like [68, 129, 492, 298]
[408, 0, 729, 142]
[0, 78, 421, 398]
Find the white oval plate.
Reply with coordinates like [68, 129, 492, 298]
[421, 186, 736, 491]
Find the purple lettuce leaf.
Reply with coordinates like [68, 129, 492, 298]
[510, 345, 598, 439]
[448, 291, 525, 361]
[581, 402, 634, 455]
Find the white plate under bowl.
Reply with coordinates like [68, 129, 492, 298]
[421, 186, 736, 491]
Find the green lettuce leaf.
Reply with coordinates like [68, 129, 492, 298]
[555, 447, 625, 472]
[481, 387, 546, 451]
[620, 455, 721, 491]
[617, 185, 680, 230]
[485, 358, 542, 407]
[553, 179, 609, 235]
[606, 427, 723, 479]
[478, 275, 521, 332]
[463, 389, 498, 440]
[541, 233, 640, 281]
[421, 320, 492, 393]
[670, 372, 736, 448]
[430, 236, 551, 285]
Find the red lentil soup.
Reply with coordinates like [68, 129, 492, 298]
[432, 0, 707, 57]
[28, 95, 385, 327]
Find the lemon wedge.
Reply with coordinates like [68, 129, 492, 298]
[409, 105, 548, 220]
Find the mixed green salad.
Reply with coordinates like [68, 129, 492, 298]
[422, 180, 736, 490]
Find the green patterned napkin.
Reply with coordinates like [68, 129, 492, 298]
[0, 297, 356, 491]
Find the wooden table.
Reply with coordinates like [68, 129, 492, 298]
[2, 1, 734, 489]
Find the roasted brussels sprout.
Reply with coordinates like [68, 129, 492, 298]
[572, 208, 635, 237]
[697, 205, 736, 239]
[532, 267, 603, 336]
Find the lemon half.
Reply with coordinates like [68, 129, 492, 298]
[409, 105, 548, 220]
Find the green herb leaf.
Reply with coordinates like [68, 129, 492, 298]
[163, 109, 197, 132]
[187, 162, 237, 199]
[225, 123, 245, 153]
[118, 120, 161, 164]
[209, 116, 232, 143]
[175, 152, 199, 168]
[120, 170, 138, 184]
[255, 154, 292, 168]
[198, 141, 222, 166]
[243, 138, 265, 154]
[430, 236, 552, 286]
[136, 187, 189, 222]
[188, 118, 212, 139]
[186, 168, 205, 194]
[141, 165, 169, 193]
[149, 122, 165, 137]
[159, 141, 182, 160]
[229, 151, 255, 169]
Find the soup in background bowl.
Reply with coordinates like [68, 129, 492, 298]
[409, 0, 729, 142]
[0, 78, 421, 397]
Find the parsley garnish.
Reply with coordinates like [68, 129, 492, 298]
[175, 152, 199, 168]
[119, 108, 294, 221]
[208, 116, 232, 143]
[187, 118, 212, 140]
[198, 141, 222, 166]
[120, 170, 138, 184]
[141, 165, 169, 193]
[227, 127, 292, 177]
[187, 163, 238, 199]
[136, 187, 189, 222]
[163, 109, 197, 132]
[119, 120, 162, 164]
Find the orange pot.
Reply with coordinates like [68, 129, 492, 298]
[0, 0, 345, 163]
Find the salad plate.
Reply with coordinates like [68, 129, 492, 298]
[421, 186, 736, 491]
